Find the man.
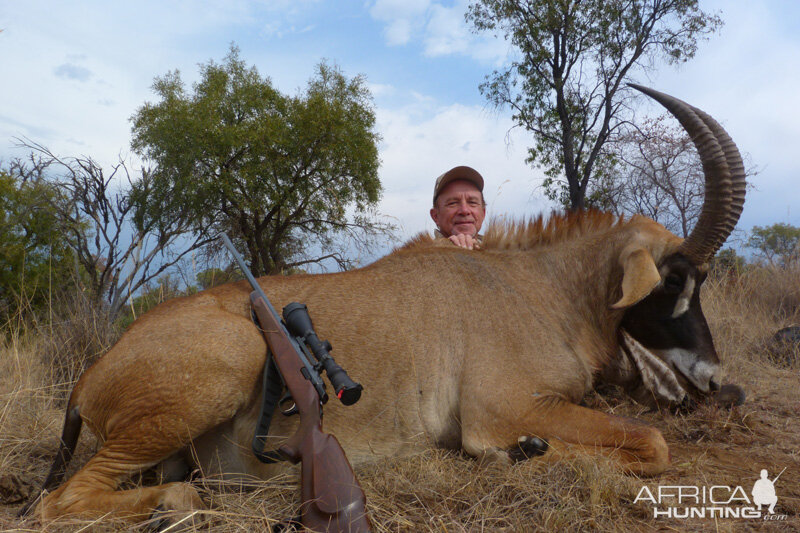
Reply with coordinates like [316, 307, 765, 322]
[752, 469, 780, 514]
[430, 166, 486, 250]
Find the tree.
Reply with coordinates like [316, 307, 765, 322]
[131, 46, 391, 276]
[0, 164, 74, 320]
[597, 115, 704, 236]
[195, 267, 242, 290]
[591, 114, 756, 240]
[116, 272, 193, 330]
[466, 0, 722, 210]
[15, 140, 212, 322]
[710, 248, 745, 276]
[747, 223, 800, 267]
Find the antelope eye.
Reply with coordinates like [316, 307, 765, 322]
[664, 273, 683, 293]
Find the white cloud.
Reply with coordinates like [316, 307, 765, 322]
[258, 0, 321, 38]
[367, 82, 396, 98]
[423, 3, 469, 56]
[369, 0, 431, 46]
[383, 18, 414, 46]
[261, 22, 318, 39]
[368, 0, 431, 21]
[368, 0, 506, 64]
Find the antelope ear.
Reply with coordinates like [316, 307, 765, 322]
[611, 246, 661, 309]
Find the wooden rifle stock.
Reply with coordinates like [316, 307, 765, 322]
[250, 294, 371, 532]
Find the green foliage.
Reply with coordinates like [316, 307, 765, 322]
[131, 45, 388, 276]
[710, 248, 746, 276]
[115, 273, 195, 330]
[466, 0, 722, 210]
[116, 266, 250, 330]
[0, 171, 75, 321]
[748, 223, 800, 267]
[196, 267, 242, 290]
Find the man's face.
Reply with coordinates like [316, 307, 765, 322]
[430, 180, 486, 237]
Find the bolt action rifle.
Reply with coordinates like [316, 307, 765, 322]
[221, 234, 370, 532]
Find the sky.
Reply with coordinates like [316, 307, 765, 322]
[2, 0, 799, 266]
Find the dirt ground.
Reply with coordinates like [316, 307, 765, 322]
[1, 271, 798, 532]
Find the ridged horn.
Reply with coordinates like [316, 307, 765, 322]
[628, 84, 746, 264]
[691, 106, 747, 256]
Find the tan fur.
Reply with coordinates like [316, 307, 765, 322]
[38, 212, 683, 521]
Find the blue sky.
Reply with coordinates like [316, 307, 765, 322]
[2, 0, 799, 264]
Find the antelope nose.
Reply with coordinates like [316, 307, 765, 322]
[709, 379, 720, 392]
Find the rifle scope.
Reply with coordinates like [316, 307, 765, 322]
[282, 302, 363, 406]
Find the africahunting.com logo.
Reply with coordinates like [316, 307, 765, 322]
[634, 468, 788, 521]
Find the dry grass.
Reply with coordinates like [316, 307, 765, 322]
[1, 266, 799, 532]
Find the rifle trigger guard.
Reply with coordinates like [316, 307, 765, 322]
[280, 391, 298, 416]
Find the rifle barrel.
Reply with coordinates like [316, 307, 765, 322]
[220, 234, 283, 320]
[219, 234, 327, 398]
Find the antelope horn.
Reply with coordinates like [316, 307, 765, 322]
[691, 106, 747, 257]
[628, 84, 746, 264]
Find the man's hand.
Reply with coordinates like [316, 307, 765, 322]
[448, 234, 480, 250]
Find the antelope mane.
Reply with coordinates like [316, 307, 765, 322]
[399, 210, 629, 252]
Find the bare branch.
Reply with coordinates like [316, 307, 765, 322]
[14, 138, 209, 321]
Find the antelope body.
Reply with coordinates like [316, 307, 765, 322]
[27, 86, 746, 523]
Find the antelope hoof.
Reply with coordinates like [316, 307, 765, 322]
[144, 483, 207, 531]
[712, 383, 746, 408]
[144, 506, 171, 532]
[271, 515, 303, 532]
[145, 505, 207, 532]
[675, 394, 697, 414]
[508, 436, 549, 463]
